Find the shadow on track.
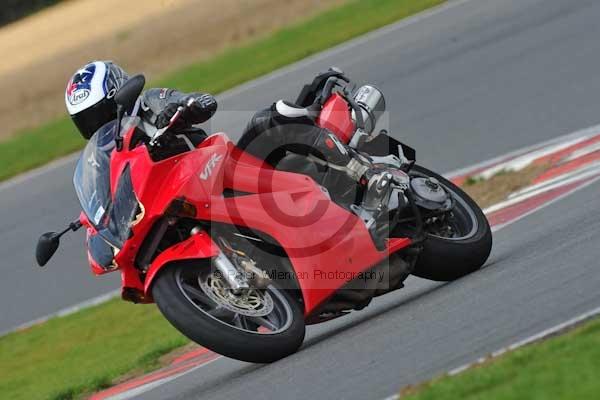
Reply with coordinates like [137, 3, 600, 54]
[302, 281, 448, 348]
[158, 270, 507, 399]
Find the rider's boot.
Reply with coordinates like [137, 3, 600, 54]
[339, 151, 409, 249]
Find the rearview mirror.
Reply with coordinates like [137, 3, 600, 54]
[115, 74, 146, 111]
[36, 232, 60, 267]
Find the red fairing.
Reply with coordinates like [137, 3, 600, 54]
[316, 93, 355, 144]
[143, 231, 219, 293]
[84, 123, 412, 315]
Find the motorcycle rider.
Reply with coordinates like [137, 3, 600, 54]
[238, 87, 395, 212]
[66, 61, 392, 218]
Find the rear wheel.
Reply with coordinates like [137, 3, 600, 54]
[409, 165, 492, 281]
[152, 262, 305, 363]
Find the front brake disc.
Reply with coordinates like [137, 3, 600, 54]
[198, 273, 274, 317]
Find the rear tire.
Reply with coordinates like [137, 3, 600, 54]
[409, 165, 492, 281]
[152, 262, 306, 363]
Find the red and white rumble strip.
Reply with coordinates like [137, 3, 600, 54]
[91, 126, 600, 400]
[451, 124, 600, 231]
[89, 348, 221, 400]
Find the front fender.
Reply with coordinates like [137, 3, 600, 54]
[143, 231, 219, 294]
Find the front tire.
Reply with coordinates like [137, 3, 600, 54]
[409, 165, 492, 281]
[152, 262, 306, 363]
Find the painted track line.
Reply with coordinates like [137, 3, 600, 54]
[447, 305, 600, 377]
[382, 305, 600, 399]
[489, 175, 600, 232]
[0, 289, 120, 337]
[0, 152, 79, 193]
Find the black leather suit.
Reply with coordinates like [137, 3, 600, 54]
[238, 101, 364, 201]
[238, 100, 353, 167]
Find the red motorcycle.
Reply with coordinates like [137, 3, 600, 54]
[36, 70, 491, 363]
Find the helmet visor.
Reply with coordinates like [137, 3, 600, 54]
[71, 97, 117, 139]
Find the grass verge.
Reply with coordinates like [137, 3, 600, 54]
[402, 316, 600, 400]
[461, 163, 550, 209]
[0, 299, 187, 400]
[0, 0, 445, 183]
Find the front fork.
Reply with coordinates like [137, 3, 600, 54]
[211, 236, 272, 293]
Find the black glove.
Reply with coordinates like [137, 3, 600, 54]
[156, 94, 217, 130]
[155, 102, 180, 129]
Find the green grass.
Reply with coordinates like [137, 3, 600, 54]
[403, 317, 600, 400]
[0, 299, 187, 400]
[0, 0, 445, 182]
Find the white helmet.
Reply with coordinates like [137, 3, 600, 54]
[65, 61, 129, 139]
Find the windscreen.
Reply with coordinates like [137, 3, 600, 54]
[73, 118, 141, 249]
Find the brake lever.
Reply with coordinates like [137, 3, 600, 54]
[149, 107, 183, 146]
[149, 97, 195, 146]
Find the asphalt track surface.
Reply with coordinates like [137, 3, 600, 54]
[2, 0, 600, 396]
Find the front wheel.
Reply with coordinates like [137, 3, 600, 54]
[152, 262, 306, 363]
[409, 165, 492, 281]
